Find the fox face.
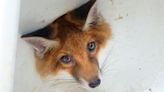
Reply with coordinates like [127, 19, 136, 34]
[22, 2, 111, 88]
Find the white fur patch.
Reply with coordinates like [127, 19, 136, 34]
[34, 71, 79, 92]
[34, 71, 104, 92]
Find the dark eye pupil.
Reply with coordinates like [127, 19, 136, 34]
[88, 42, 96, 52]
[60, 55, 71, 64]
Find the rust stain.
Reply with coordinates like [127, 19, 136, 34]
[126, 13, 129, 16]
[115, 15, 124, 21]
[41, 19, 46, 23]
[110, 0, 114, 5]
[149, 88, 152, 92]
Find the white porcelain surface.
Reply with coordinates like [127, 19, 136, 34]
[14, 0, 164, 92]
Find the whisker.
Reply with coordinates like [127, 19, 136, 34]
[101, 62, 113, 75]
[100, 45, 114, 73]
[101, 58, 119, 75]
[100, 51, 111, 71]
[100, 57, 115, 75]
[101, 68, 117, 76]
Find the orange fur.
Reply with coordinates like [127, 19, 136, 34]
[35, 13, 111, 80]
[22, 0, 112, 88]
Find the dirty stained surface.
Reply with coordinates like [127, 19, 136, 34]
[14, 0, 164, 92]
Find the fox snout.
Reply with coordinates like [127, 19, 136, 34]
[79, 70, 101, 88]
[89, 78, 101, 88]
[74, 56, 101, 88]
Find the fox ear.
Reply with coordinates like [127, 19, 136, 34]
[22, 37, 59, 57]
[83, 2, 104, 30]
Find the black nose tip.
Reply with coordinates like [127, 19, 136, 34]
[89, 79, 101, 88]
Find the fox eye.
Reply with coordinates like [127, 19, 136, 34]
[87, 41, 96, 52]
[60, 55, 72, 64]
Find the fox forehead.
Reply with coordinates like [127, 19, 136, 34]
[49, 13, 110, 45]
[47, 16, 92, 51]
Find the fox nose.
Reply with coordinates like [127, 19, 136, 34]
[89, 78, 101, 88]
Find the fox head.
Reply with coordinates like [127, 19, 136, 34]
[22, 2, 111, 88]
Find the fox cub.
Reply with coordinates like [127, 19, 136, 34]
[22, 0, 111, 88]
